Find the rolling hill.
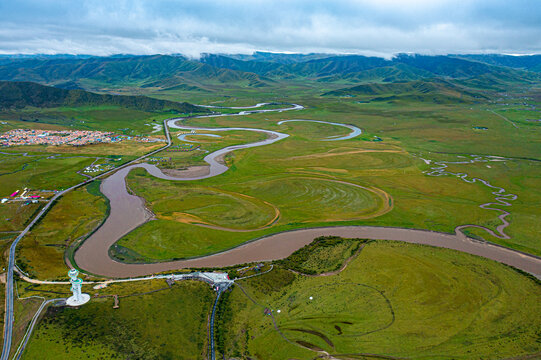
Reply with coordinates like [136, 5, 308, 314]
[201, 53, 541, 83]
[0, 81, 208, 113]
[456, 54, 541, 73]
[0, 53, 539, 94]
[0, 55, 271, 90]
[323, 79, 488, 103]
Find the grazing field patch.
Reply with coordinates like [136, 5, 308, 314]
[220, 240, 541, 359]
[22, 281, 214, 359]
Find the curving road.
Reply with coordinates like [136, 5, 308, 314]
[1, 117, 180, 360]
[4, 103, 541, 359]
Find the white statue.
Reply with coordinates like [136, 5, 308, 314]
[66, 269, 90, 306]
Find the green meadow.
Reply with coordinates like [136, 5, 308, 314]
[112, 96, 541, 260]
[0, 54, 539, 359]
[21, 281, 214, 359]
[220, 241, 541, 359]
[19, 240, 541, 360]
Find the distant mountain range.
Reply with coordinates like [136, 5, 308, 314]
[0, 53, 539, 95]
[0, 55, 270, 91]
[0, 81, 207, 113]
[201, 53, 541, 85]
[323, 79, 488, 103]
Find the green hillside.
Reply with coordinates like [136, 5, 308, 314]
[322, 79, 488, 103]
[1, 54, 539, 94]
[0, 81, 207, 113]
[201, 53, 541, 84]
[0, 55, 270, 90]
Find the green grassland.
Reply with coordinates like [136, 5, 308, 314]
[0, 105, 177, 135]
[3, 83, 538, 262]
[0, 154, 92, 192]
[0, 203, 40, 232]
[21, 281, 214, 359]
[115, 161, 388, 262]
[219, 241, 541, 359]
[18, 240, 540, 360]
[2, 56, 540, 360]
[276, 236, 364, 275]
[144, 183, 277, 230]
[9, 297, 43, 359]
[0, 153, 96, 231]
[2, 140, 164, 156]
[430, 158, 541, 253]
[114, 96, 541, 260]
[162, 128, 267, 168]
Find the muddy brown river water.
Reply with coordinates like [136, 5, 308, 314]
[74, 107, 541, 279]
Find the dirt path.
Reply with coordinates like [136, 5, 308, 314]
[489, 109, 518, 129]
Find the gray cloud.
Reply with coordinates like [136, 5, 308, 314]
[0, 0, 540, 57]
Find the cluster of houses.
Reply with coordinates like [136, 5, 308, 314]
[83, 163, 115, 174]
[0, 129, 166, 147]
[1, 187, 50, 205]
[0, 129, 121, 146]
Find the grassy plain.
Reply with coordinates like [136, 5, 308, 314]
[0, 105, 177, 135]
[19, 240, 540, 359]
[1, 61, 540, 360]
[0, 153, 97, 231]
[162, 128, 267, 169]
[3, 84, 539, 261]
[220, 241, 541, 359]
[115, 163, 388, 262]
[0, 154, 92, 193]
[21, 281, 214, 359]
[9, 297, 43, 359]
[116, 97, 541, 259]
[276, 236, 363, 275]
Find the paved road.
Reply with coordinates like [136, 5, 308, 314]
[0, 104, 303, 358]
[1, 118, 175, 360]
[209, 282, 232, 360]
[3, 103, 541, 358]
[209, 290, 222, 360]
[13, 298, 65, 360]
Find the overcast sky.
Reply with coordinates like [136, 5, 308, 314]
[1, 0, 540, 58]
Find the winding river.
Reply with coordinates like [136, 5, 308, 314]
[424, 155, 516, 239]
[277, 119, 363, 141]
[74, 105, 541, 279]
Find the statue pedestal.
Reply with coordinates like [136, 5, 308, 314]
[66, 293, 90, 307]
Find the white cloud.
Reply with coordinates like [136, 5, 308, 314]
[0, 0, 539, 56]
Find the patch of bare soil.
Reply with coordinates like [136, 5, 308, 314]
[162, 166, 210, 178]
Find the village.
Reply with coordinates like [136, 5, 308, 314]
[0, 129, 165, 147]
[1, 187, 56, 205]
